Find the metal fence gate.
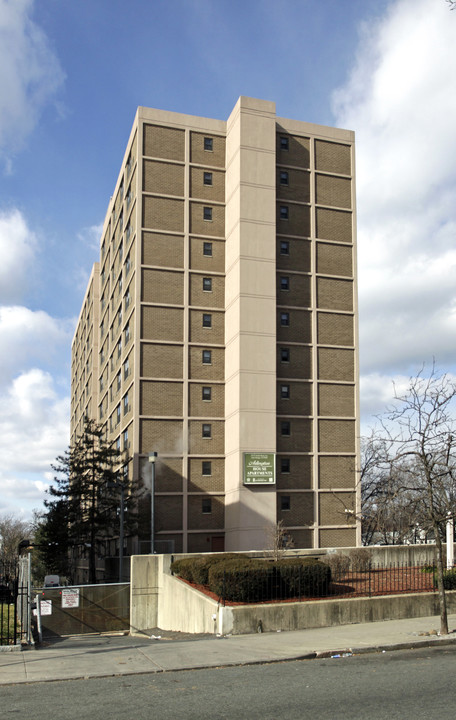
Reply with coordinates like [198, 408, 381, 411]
[0, 555, 31, 646]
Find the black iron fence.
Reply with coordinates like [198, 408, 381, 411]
[218, 561, 442, 606]
[0, 560, 29, 646]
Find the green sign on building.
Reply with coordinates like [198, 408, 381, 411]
[243, 453, 276, 485]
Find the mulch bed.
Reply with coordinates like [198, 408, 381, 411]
[179, 566, 438, 606]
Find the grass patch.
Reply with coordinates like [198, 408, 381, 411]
[0, 604, 16, 645]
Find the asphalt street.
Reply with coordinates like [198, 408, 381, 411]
[3, 644, 456, 720]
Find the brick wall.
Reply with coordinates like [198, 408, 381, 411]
[276, 344, 312, 379]
[141, 268, 184, 305]
[188, 458, 224, 492]
[143, 160, 184, 196]
[276, 239, 311, 272]
[141, 343, 183, 378]
[314, 140, 351, 175]
[318, 419, 356, 453]
[190, 131, 225, 167]
[316, 242, 352, 277]
[140, 418, 183, 454]
[276, 132, 310, 168]
[189, 273, 224, 308]
[318, 348, 354, 382]
[319, 527, 356, 548]
[142, 196, 184, 232]
[277, 274, 311, 308]
[155, 457, 184, 492]
[318, 383, 354, 417]
[190, 202, 225, 237]
[188, 382, 224, 417]
[315, 174, 352, 209]
[277, 418, 312, 452]
[277, 309, 311, 343]
[155, 495, 183, 531]
[319, 456, 356, 489]
[276, 167, 310, 202]
[276, 454, 312, 490]
[143, 124, 185, 161]
[187, 495, 224, 530]
[317, 277, 353, 312]
[190, 237, 225, 273]
[278, 492, 314, 526]
[188, 346, 224, 380]
[141, 306, 183, 342]
[316, 208, 352, 243]
[319, 491, 355, 525]
[317, 312, 354, 346]
[276, 381, 312, 415]
[142, 232, 184, 268]
[190, 167, 225, 203]
[276, 203, 310, 237]
[188, 420, 224, 454]
[189, 309, 224, 344]
[140, 380, 183, 416]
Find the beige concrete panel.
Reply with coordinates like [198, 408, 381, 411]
[239, 256, 276, 297]
[239, 334, 277, 373]
[238, 373, 276, 412]
[239, 185, 276, 224]
[238, 148, 276, 187]
[225, 150, 241, 206]
[224, 372, 240, 419]
[237, 296, 277, 335]
[240, 410, 276, 448]
[239, 112, 276, 149]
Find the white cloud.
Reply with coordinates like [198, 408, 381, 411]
[332, 0, 456, 419]
[0, 368, 69, 518]
[0, 0, 65, 163]
[0, 208, 37, 303]
[0, 305, 72, 386]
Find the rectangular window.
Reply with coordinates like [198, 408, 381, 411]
[203, 172, 213, 185]
[280, 240, 289, 255]
[280, 312, 290, 327]
[116, 404, 121, 425]
[203, 277, 212, 292]
[202, 461, 212, 476]
[280, 276, 289, 291]
[280, 136, 289, 151]
[202, 423, 212, 438]
[123, 429, 129, 450]
[204, 137, 213, 151]
[116, 437, 121, 451]
[203, 313, 212, 328]
[280, 384, 290, 399]
[123, 393, 129, 414]
[202, 349, 212, 364]
[125, 290, 131, 310]
[202, 386, 212, 401]
[117, 339, 122, 358]
[125, 324, 130, 343]
[123, 357, 129, 379]
[202, 498, 212, 514]
[203, 242, 213, 256]
[125, 254, 131, 274]
[280, 171, 289, 185]
[281, 495, 291, 511]
[203, 207, 212, 221]
[281, 458, 290, 473]
[281, 421, 290, 436]
[280, 206, 289, 220]
[280, 347, 290, 362]
[117, 372, 121, 391]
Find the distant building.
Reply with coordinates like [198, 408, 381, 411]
[71, 96, 360, 571]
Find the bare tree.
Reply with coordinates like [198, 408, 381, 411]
[0, 514, 32, 568]
[369, 367, 456, 635]
[265, 520, 295, 561]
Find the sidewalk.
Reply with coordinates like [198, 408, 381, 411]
[1, 614, 456, 685]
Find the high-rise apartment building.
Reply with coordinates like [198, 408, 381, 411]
[71, 97, 360, 559]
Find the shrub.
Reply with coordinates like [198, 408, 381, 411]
[324, 553, 350, 580]
[171, 553, 248, 585]
[208, 557, 331, 603]
[441, 568, 456, 589]
[349, 548, 371, 572]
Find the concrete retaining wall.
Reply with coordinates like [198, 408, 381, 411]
[130, 546, 455, 636]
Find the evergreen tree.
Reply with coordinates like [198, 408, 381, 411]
[46, 419, 136, 584]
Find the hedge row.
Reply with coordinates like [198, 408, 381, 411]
[171, 555, 331, 602]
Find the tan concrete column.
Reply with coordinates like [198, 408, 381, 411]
[224, 97, 277, 551]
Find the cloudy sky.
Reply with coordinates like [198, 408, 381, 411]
[0, 0, 455, 519]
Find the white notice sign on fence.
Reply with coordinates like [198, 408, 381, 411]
[61, 588, 80, 609]
[40, 600, 52, 616]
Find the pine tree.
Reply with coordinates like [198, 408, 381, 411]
[45, 419, 137, 584]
